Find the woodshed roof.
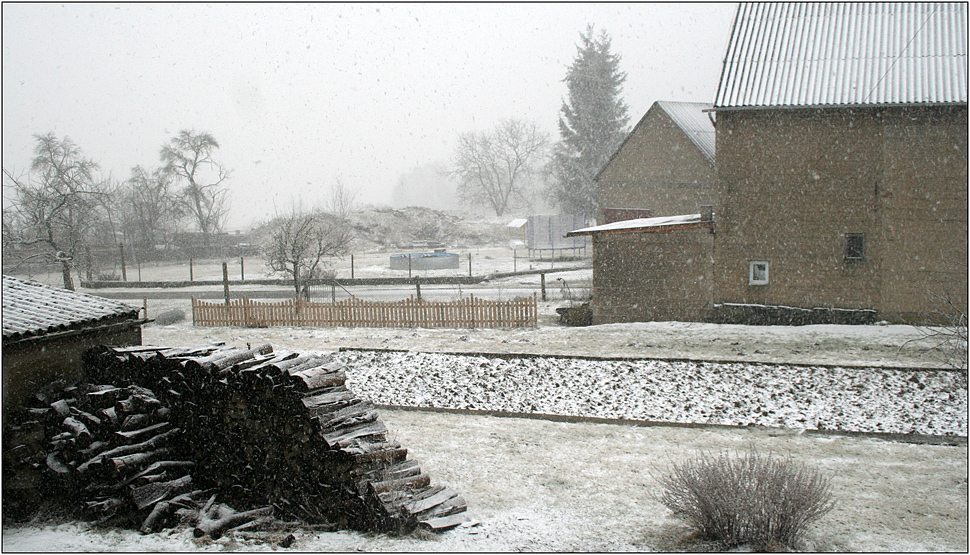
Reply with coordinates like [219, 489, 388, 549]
[2, 275, 141, 343]
[714, 2, 968, 109]
[566, 213, 712, 237]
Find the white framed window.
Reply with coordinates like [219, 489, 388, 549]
[749, 261, 769, 285]
[845, 233, 865, 261]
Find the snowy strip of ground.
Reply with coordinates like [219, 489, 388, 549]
[340, 350, 968, 437]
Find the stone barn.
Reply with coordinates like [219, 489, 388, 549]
[2, 275, 144, 419]
[582, 2, 967, 325]
[711, 2, 967, 324]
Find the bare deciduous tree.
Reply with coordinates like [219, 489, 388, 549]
[327, 176, 359, 220]
[451, 119, 549, 217]
[120, 165, 182, 256]
[264, 208, 352, 299]
[2, 133, 113, 289]
[160, 130, 230, 245]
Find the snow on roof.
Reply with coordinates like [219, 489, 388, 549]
[656, 101, 716, 164]
[507, 218, 528, 228]
[566, 213, 710, 236]
[715, 3, 968, 109]
[2, 275, 141, 342]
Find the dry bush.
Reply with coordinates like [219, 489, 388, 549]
[656, 449, 835, 550]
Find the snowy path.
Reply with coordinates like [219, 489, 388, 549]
[341, 350, 968, 437]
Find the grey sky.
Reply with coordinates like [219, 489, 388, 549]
[2, 3, 737, 229]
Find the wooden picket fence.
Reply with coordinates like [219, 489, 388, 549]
[191, 294, 537, 329]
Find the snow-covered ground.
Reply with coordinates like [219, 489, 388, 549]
[4, 410, 966, 552]
[3, 288, 967, 552]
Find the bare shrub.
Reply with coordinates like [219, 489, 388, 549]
[656, 449, 835, 550]
[912, 287, 968, 370]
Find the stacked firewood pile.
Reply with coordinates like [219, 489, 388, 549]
[2, 343, 467, 537]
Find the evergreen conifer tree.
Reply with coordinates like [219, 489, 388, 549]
[549, 25, 630, 218]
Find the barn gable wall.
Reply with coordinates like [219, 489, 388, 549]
[597, 106, 719, 220]
[713, 105, 968, 323]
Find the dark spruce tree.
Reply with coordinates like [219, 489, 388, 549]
[549, 25, 630, 218]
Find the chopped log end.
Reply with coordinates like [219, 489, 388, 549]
[418, 512, 469, 532]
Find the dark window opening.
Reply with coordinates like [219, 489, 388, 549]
[846, 233, 865, 261]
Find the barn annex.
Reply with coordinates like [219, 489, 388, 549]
[573, 2, 968, 326]
[2, 275, 145, 418]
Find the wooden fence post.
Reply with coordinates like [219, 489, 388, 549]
[240, 257, 245, 281]
[540, 273, 547, 301]
[223, 262, 230, 305]
[119, 243, 127, 282]
[351, 254, 355, 279]
[190, 258, 194, 282]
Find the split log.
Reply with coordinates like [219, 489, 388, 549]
[418, 512, 468, 531]
[115, 422, 172, 444]
[109, 447, 170, 474]
[78, 427, 180, 474]
[86, 388, 131, 410]
[139, 489, 206, 534]
[50, 399, 72, 419]
[131, 474, 193, 510]
[61, 417, 92, 446]
[194, 503, 274, 540]
[273, 354, 315, 372]
[113, 461, 195, 490]
[45, 451, 72, 474]
[369, 473, 430, 494]
[209, 344, 274, 373]
[289, 367, 347, 392]
[322, 420, 388, 449]
[401, 486, 456, 517]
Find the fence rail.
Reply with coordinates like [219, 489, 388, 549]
[192, 295, 537, 329]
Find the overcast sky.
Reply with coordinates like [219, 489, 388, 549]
[3, 3, 738, 229]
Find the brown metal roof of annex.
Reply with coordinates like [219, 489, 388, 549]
[2, 275, 141, 342]
[714, 2, 969, 109]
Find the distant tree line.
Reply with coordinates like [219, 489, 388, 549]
[450, 25, 630, 219]
[2, 129, 231, 289]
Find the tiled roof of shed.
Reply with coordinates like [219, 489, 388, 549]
[714, 3, 968, 109]
[657, 101, 716, 164]
[2, 275, 140, 342]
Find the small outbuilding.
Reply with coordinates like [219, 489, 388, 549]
[2, 275, 145, 419]
[567, 211, 715, 324]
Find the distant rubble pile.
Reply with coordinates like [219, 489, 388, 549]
[2, 343, 467, 538]
[348, 206, 508, 250]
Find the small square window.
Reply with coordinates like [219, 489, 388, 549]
[749, 261, 769, 285]
[846, 233, 865, 261]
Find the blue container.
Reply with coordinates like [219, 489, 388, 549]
[389, 252, 460, 271]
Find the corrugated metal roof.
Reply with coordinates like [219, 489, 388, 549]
[656, 101, 716, 164]
[2, 275, 140, 342]
[714, 3, 968, 108]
